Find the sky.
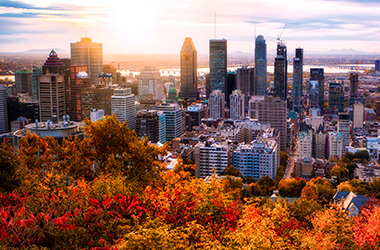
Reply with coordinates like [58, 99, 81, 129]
[1, 0, 380, 55]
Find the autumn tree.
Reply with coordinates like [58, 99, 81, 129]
[0, 140, 20, 192]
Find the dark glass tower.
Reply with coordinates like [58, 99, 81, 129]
[293, 48, 303, 114]
[179, 37, 198, 100]
[310, 68, 324, 109]
[226, 71, 236, 106]
[254, 35, 267, 95]
[209, 39, 227, 94]
[274, 42, 287, 101]
[329, 81, 344, 112]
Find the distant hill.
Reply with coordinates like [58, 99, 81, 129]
[23, 48, 69, 55]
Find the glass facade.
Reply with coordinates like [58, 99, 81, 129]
[209, 39, 227, 94]
[254, 35, 267, 96]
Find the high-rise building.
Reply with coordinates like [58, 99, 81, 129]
[248, 96, 265, 119]
[274, 42, 287, 101]
[70, 36, 103, 84]
[0, 85, 8, 133]
[185, 103, 207, 131]
[156, 103, 182, 142]
[208, 90, 225, 119]
[349, 72, 359, 107]
[313, 125, 326, 160]
[353, 102, 364, 129]
[236, 66, 255, 96]
[375, 60, 380, 72]
[179, 37, 198, 100]
[293, 48, 303, 114]
[69, 65, 91, 121]
[254, 35, 267, 96]
[329, 81, 344, 111]
[338, 113, 350, 152]
[31, 68, 42, 100]
[310, 68, 324, 109]
[39, 50, 66, 122]
[15, 70, 32, 96]
[298, 131, 312, 159]
[111, 88, 135, 130]
[226, 71, 236, 106]
[328, 131, 343, 159]
[81, 87, 114, 119]
[138, 67, 163, 101]
[229, 90, 244, 120]
[158, 111, 166, 144]
[209, 39, 227, 94]
[136, 110, 160, 143]
[256, 96, 287, 152]
[233, 140, 278, 180]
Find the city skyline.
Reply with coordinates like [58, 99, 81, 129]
[1, 0, 380, 55]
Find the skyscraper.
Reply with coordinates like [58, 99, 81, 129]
[70, 36, 103, 84]
[293, 48, 303, 114]
[226, 71, 236, 106]
[0, 85, 8, 133]
[137, 67, 163, 101]
[329, 81, 344, 111]
[136, 110, 160, 143]
[209, 39, 227, 94]
[274, 42, 287, 101]
[310, 68, 324, 109]
[179, 37, 198, 100]
[15, 70, 32, 96]
[349, 72, 359, 106]
[39, 50, 66, 122]
[229, 90, 244, 120]
[254, 35, 267, 96]
[69, 65, 91, 121]
[236, 66, 255, 96]
[111, 88, 136, 130]
[156, 103, 182, 142]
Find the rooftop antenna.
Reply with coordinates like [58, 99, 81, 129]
[214, 12, 216, 39]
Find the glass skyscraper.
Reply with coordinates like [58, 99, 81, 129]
[179, 37, 198, 100]
[310, 68, 324, 109]
[254, 35, 267, 96]
[209, 39, 227, 94]
[293, 48, 303, 114]
[274, 42, 287, 101]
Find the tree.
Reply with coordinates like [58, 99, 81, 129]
[300, 186, 318, 201]
[257, 176, 275, 196]
[222, 165, 243, 178]
[0, 140, 20, 192]
[280, 151, 289, 167]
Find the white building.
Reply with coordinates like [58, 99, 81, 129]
[304, 116, 324, 130]
[233, 140, 278, 180]
[328, 131, 343, 159]
[229, 90, 244, 120]
[209, 90, 224, 119]
[298, 131, 313, 159]
[338, 113, 350, 152]
[353, 102, 364, 129]
[111, 88, 135, 130]
[194, 140, 230, 178]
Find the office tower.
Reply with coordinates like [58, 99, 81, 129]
[248, 96, 265, 119]
[179, 37, 198, 100]
[185, 103, 207, 131]
[158, 111, 166, 144]
[208, 89, 225, 119]
[0, 85, 8, 133]
[69, 65, 91, 121]
[236, 66, 255, 96]
[39, 50, 66, 122]
[257, 96, 287, 152]
[298, 131, 312, 159]
[375, 60, 380, 72]
[337, 113, 350, 152]
[111, 88, 135, 130]
[15, 70, 32, 96]
[328, 131, 343, 159]
[226, 71, 236, 106]
[136, 110, 160, 143]
[274, 42, 287, 101]
[81, 87, 114, 119]
[349, 73, 359, 106]
[293, 48, 303, 114]
[138, 67, 163, 101]
[194, 141, 230, 178]
[156, 103, 182, 142]
[70, 36, 103, 84]
[229, 90, 244, 120]
[31, 68, 42, 100]
[329, 81, 344, 111]
[255, 35, 267, 96]
[209, 39, 227, 94]
[309, 79, 319, 109]
[353, 102, 364, 129]
[233, 140, 278, 180]
[310, 68, 324, 109]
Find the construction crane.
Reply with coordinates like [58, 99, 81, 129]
[277, 24, 287, 43]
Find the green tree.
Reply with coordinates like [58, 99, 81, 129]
[222, 165, 243, 178]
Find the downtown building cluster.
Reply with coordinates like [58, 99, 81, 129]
[2, 33, 380, 183]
